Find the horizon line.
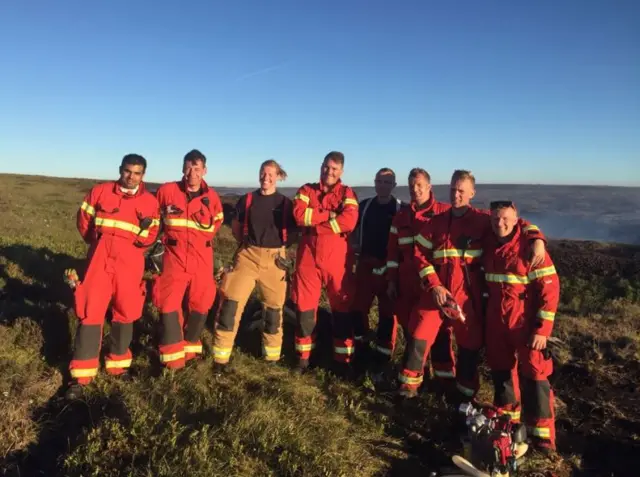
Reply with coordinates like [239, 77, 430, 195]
[1, 171, 639, 189]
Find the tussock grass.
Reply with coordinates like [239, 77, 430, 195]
[1, 173, 639, 476]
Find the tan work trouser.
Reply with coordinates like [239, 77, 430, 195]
[213, 246, 287, 364]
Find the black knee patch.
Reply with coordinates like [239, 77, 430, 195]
[184, 311, 207, 342]
[376, 315, 394, 343]
[296, 309, 315, 337]
[264, 307, 281, 335]
[217, 300, 238, 332]
[109, 322, 133, 356]
[160, 311, 183, 346]
[522, 377, 553, 419]
[457, 347, 480, 383]
[405, 338, 428, 372]
[491, 370, 517, 407]
[351, 311, 367, 338]
[332, 311, 353, 340]
[73, 324, 102, 360]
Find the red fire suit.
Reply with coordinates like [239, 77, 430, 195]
[152, 179, 224, 369]
[290, 179, 359, 364]
[383, 196, 450, 368]
[70, 181, 160, 384]
[400, 207, 545, 399]
[483, 225, 560, 449]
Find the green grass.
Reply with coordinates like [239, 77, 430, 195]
[1, 173, 639, 476]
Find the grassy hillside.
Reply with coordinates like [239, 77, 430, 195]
[1, 173, 639, 476]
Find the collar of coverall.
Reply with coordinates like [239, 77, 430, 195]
[411, 192, 435, 212]
[495, 222, 522, 248]
[318, 177, 343, 193]
[113, 181, 144, 197]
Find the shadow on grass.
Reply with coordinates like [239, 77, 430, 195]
[0, 244, 83, 370]
[1, 390, 129, 477]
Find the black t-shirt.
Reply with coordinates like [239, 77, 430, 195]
[358, 197, 400, 260]
[235, 190, 295, 248]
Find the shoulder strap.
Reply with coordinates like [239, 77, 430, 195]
[358, 197, 374, 249]
[242, 192, 253, 241]
[281, 195, 289, 245]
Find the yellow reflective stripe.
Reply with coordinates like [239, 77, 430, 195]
[528, 266, 557, 280]
[415, 234, 433, 249]
[386, 261, 399, 268]
[81, 201, 95, 216]
[343, 198, 358, 207]
[433, 370, 455, 378]
[375, 345, 392, 356]
[501, 410, 521, 421]
[163, 217, 215, 233]
[213, 347, 232, 357]
[105, 358, 132, 369]
[160, 350, 186, 363]
[294, 193, 310, 204]
[433, 248, 482, 259]
[398, 236, 414, 245]
[184, 344, 203, 354]
[398, 374, 423, 385]
[522, 225, 540, 233]
[303, 208, 313, 226]
[538, 309, 555, 321]
[334, 346, 354, 355]
[485, 273, 529, 284]
[295, 343, 316, 352]
[389, 226, 398, 234]
[372, 266, 387, 275]
[329, 218, 341, 234]
[263, 345, 281, 357]
[95, 217, 150, 237]
[214, 212, 224, 221]
[529, 427, 551, 438]
[456, 383, 475, 397]
[70, 368, 98, 378]
[419, 266, 436, 278]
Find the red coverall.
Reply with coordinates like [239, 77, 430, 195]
[383, 196, 450, 368]
[152, 179, 224, 368]
[71, 181, 160, 384]
[290, 179, 359, 364]
[401, 207, 545, 399]
[483, 226, 560, 449]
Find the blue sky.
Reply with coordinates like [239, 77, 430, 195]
[0, 0, 638, 187]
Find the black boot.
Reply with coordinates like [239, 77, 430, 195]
[64, 382, 85, 401]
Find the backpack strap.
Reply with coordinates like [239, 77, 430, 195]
[358, 197, 373, 249]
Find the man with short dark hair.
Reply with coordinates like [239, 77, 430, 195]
[291, 151, 360, 375]
[66, 154, 160, 399]
[484, 200, 560, 454]
[152, 149, 224, 369]
[349, 168, 402, 371]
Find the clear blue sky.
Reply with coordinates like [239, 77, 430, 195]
[1, 0, 638, 187]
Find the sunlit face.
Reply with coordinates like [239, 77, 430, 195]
[320, 159, 343, 186]
[183, 159, 207, 189]
[409, 173, 431, 205]
[260, 165, 278, 191]
[119, 164, 145, 189]
[449, 178, 475, 208]
[491, 206, 519, 238]
[375, 172, 396, 198]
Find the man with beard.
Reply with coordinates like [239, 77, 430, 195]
[290, 151, 359, 375]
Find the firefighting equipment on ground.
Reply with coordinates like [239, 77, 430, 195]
[385, 196, 453, 377]
[399, 207, 545, 399]
[290, 180, 360, 366]
[152, 179, 224, 369]
[69, 181, 160, 384]
[483, 224, 560, 450]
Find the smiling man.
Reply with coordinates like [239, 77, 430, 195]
[66, 154, 160, 399]
[152, 149, 224, 370]
[483, 200, 560, 455]
[290, 151, 359, 376]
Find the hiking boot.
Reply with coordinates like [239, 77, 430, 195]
[212, 362, 230, 377]
[293, 358, 310, 375]
[64, 383, 85, 401]
[396, 387, 419, 399]
[530, 437, 560, 460]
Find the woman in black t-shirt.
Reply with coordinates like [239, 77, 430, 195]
[212, 160, 296, 370]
